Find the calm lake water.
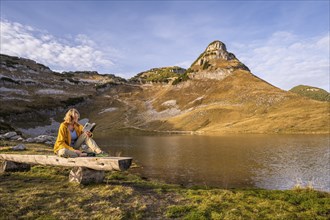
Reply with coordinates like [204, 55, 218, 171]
[96, 134, 330, 191]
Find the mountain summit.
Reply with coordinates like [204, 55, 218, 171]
[189, 40, 249, 80]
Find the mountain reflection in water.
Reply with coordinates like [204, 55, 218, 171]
[96, 134, 329, 191]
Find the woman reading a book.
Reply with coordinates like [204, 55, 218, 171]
[53, 108, 108, 157]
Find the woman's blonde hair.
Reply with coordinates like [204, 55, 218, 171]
[63, 108, 80, 124]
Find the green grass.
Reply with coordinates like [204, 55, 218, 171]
[130, 67, 186, 84]
[172, 72, 190, 85]
[166, 188, 330, 219]
[0, 141, 329, 219]
[290, 85, 330, 102]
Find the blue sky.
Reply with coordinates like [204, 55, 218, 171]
[1, 0, 329, 91]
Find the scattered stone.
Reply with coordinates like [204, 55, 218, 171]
[0, 132, 56, 146]
[12, 144, 26, 151]
[45, 141, 54, 146]
[34, 135, 56, 143]
[162, 100, 177, 107]
[25, 138, 35, 143]
[10, 135, 22, 140]
[3, 132, 17, 139]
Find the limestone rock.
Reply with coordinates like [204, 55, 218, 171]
[34, 135, 56, 143]
[10, 135, 22, 140]
[25, 138, 35, 143]
[12, 144, 26, 151]
[2, 132, 17, 139]
[202, 40, 236, 61]
[189, 40, 249, 80]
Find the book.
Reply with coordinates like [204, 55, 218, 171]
[83, 122, 96, 132]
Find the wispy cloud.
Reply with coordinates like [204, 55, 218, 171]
[0, 19, 113, 72]
[174, 61, 191, 69]
[232, 31, 330, 91]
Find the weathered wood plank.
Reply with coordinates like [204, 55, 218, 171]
[0, 154, 132, 171]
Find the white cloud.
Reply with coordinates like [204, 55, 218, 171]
[0, 19, 113, 72]
[174, 60, 191, 69]
[232, 31, 330, 91]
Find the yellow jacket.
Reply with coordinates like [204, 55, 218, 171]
[53, 122, 84, 153]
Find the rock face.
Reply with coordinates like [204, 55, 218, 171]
[0, 53, 126, 133]
[189, 40, 249, 80]
[199, 40, 235, 62]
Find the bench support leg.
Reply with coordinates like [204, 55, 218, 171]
[69, 167, 105, 184]
[0, 161, 31, 173]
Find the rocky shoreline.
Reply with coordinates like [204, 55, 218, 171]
[0, 131, 56, 147]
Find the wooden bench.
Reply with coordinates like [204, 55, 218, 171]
[0, 154, 133, 184]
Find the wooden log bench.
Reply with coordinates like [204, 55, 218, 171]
[0, 154, 133, 184]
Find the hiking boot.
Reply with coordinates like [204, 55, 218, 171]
[96, 152, 109, 157]
[86, 152, 96, 157]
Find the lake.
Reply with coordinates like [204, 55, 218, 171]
[96, 134, 330, 191]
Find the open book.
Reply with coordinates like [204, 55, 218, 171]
[83, 122, 96, 132]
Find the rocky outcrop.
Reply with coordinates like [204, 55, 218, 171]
[0, 53, 127, 134]
[189, 40, 249, 80]
[196, 40, 236, 63]
[0, 54, 52, 75]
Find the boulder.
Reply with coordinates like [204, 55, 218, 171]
[12, 144, 26, 151]
[2, 132, 17, 139]
[34, 135, 55, 143]
[10, 135, 22, 140]
[25, 138, 35, 143]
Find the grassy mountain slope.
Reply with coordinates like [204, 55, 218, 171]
[80, 69, 329, 134]
[165, 71, 329, 134]
[290, 85, 330, 102]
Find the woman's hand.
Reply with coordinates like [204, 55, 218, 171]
[74, 150, 87, 157]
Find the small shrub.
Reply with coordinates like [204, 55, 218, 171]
[60, 97, 85, 106]
[172, 73, 190, 85]
[95, 82, 117, 90]
[166, 205, 195, 218]
[0, 77, 20, 84]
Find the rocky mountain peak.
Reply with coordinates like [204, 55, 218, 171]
[204, 40, 235, 61]
[188, 40, 249, 80]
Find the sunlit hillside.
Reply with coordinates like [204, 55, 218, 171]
[0, 40, 329, 135]
[83, 69, 329, 135]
